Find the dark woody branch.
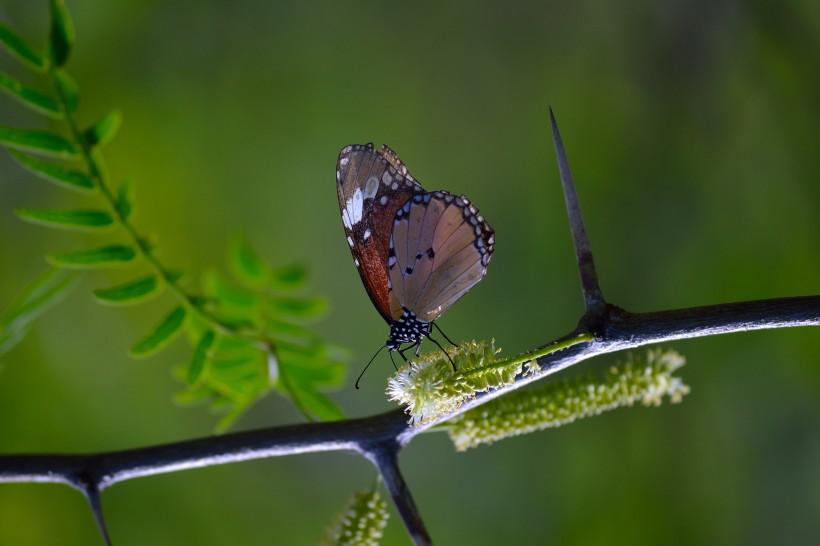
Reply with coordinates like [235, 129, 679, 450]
[1, 294, 817, 546]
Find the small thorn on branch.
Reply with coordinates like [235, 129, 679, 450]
[549, 107, 606, 316]
[82, 483, 113, 546]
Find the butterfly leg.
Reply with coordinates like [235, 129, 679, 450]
[427, 335, 456, 371]
[432, 322, 457, 347]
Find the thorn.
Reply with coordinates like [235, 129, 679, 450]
[83, 485, 113, 546]
[549, 108, 606, 315]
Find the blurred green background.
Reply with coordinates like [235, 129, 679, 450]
[1, 0, 818, 544]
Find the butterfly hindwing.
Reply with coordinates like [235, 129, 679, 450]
[336, 143, 424, 322]
[388, 191, 494, 323]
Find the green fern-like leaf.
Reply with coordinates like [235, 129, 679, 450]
[47, 0, 74, 68]
[84, 110, 121, 147]
[8, 149, 95, 192]
[52, 67, 78, 112]
[93, 275, 163, 306]
[15, 208, 115, 231]
[188, 330, 216, 385]
[115, 180, 134, 220]
[0, 125, 77, 157]
[176, 236, 348, 427]
[1, 2, 347, 431]
[130, 306, 187, 358]
[0, 71, 61, 117]
[0, 24, 45, 71]
[47, 245, 137, 268]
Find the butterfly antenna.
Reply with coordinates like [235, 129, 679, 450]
[355, 345, 386, 389]
[427, 335, 456, 371]
[432, 322, 457, 347]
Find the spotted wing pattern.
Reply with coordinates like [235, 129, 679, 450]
[336, 143, 424, 322]
[388, 191, 494, 323]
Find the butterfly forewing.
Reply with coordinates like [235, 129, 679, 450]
[336, 143, 423, 322]
[388, 192, 494, 323]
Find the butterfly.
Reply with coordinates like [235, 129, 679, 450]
[336, 143, 494, 382]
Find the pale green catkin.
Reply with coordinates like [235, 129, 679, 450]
[387, 340, 515, 426]
[387, 336, 594, 426]
[317, 490, 389, 546]
[447, 348, 689, 451]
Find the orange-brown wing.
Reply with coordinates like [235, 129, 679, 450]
[336, 143, 424, 323]
[388, 191, 494, 323]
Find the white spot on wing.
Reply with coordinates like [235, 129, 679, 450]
[345, 188, 364, 226]
[347, 235, 354, 248]
[364, 229, 372, 241]
[364, 176, 379, 200]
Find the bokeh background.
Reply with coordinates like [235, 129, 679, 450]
[1, 1, 818, 544]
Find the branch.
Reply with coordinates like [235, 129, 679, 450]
[365, 445, 433, 546]
[2, 296, 817, 482]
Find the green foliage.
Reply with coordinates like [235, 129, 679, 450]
[15, 208, 115, 231]
[187, 330, 215, 385]
[0, 24, 45, 71]
[176, 235, 347, 430]
[84, 110, 121, 147]
[47, 245, 137, 268]
[130, 306, 187, 358]
[0, 71, 60, 117]
[0, 125, 77, 157]
[53, 68, 77, 112]
[9, 149, 95, 192]
[0, 0, 348, 430]
[0, 267, 78, 356]
[93, 275, 162, 306]
[447, 349, 690, 451]
[318, 489, 389, 546]
[47, 0, 74, 68]
[115, 180, 133, 220]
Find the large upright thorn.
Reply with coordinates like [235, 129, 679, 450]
[549, 107, 606, 316]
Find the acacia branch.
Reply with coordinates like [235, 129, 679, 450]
[1, 297, 817, 526]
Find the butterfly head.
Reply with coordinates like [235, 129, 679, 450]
[386, 309, 431, 351]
